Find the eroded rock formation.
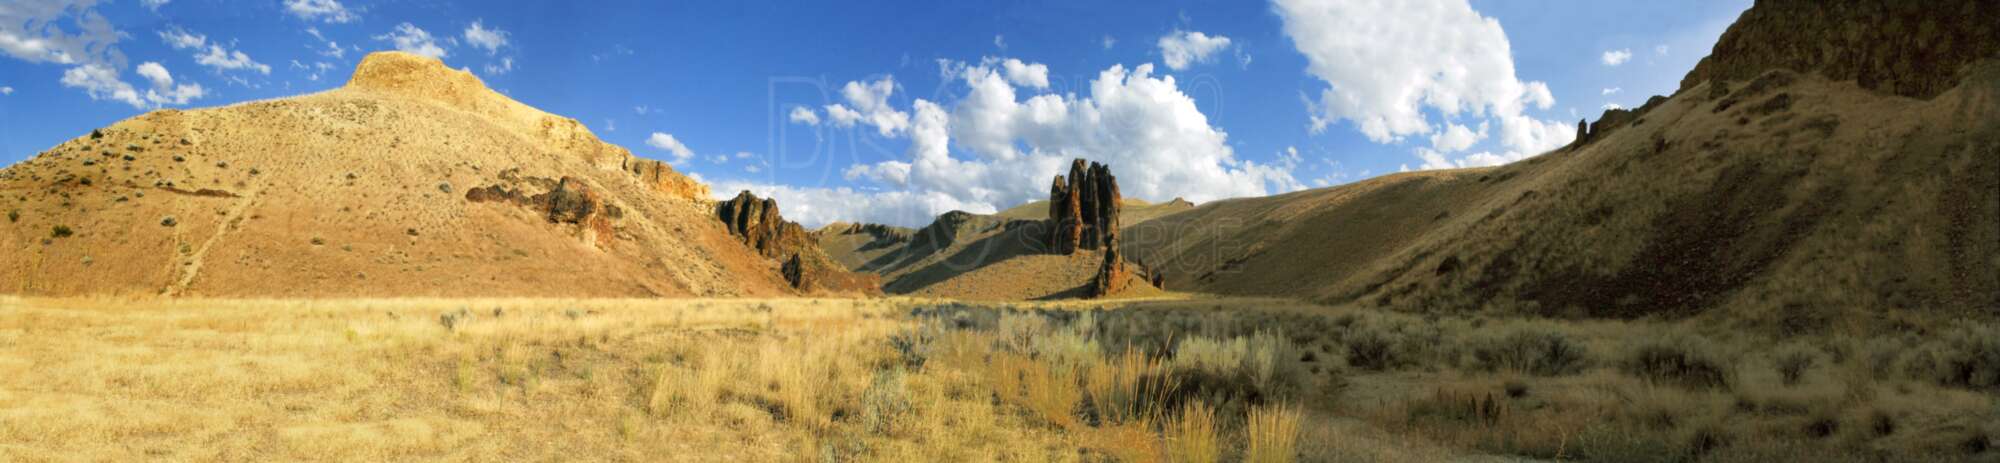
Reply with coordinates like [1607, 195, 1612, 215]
[1048, 159, 1122, 254]
[1090, 236, 1132, 298]
[465, 172, 618, 245]
[718, 190, 813, 260]
[716, 190, 881, 294]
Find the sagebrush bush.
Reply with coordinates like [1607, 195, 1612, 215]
[1344, 328, 1396, 371]
[1467, 326, 1590, 376]
[1621, 333, 1735, 390]
[859, 369, 911, 435]
[1771, 344, 1818, 387]
[1918, 325, 2000, 390]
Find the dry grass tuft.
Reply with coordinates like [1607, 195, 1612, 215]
[1245, 404, 1303, 463]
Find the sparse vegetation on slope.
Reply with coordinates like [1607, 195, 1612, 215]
[0, 52, 796, 298]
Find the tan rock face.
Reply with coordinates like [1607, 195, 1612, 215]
[623, 157, 710, 202]
[1679, 0, 2000, 100]
[1047, 159, 1122, 254]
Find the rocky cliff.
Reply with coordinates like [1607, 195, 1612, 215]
[1679, 0, 2000, 100]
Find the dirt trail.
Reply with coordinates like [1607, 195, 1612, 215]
[162, 186, 262, 296]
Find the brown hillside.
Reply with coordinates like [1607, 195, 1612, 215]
[1127, 0, 2000, 323]
[815, 210, 1155, 300]
[0, 52, 800, 298]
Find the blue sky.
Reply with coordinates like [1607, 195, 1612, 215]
[0, 0, 1750, 227]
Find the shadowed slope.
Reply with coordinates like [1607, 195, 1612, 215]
[1129, 65, 2000, 323]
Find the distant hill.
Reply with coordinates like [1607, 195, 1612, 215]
[992, 197, 1196, 225]
[814, 186, 1179, 301]
[1126, 0, 2000, 324]
[0, 52, 824, 297]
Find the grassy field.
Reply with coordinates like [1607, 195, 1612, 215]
[1, 296, 1995, 462]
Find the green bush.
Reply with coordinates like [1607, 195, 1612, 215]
[1345, 328, 1396, 371]
[1468, 326, 1591, 376]
[1772, 344, 1818, 387]
[1913, 325, 2000, 390]
[1621, 333, 1734, 390]
[50, 225, 73, 238]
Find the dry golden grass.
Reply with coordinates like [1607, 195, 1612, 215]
[1245, 404, 1303, 463]
[0, 296, 1074, 461]
[5, 295, 1992, 462]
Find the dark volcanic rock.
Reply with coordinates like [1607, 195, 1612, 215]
[1679, 0, 2000, 100]
[782, 253, 805, 289]
[545, 177, 597, 224]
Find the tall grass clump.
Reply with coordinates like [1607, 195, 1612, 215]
[1168, 400, 1220, 463]
[1244, 404, 1302, 463]
[1084, 349, 1175, 425]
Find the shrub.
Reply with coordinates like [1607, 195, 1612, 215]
[859, 369, 911, 435]
[1468, 326, 1591, 376]
[1772, 344, 1818, 386]
[1245, 404, 1302, 463]
[1344, 328, 1395, 371]
[1169, 331, 1302, 408]
[1923, 325, 2000, 390]
[1621, 334, 1734, 390]
[50, 225, 72, 238]
[6, 209, 17, 223]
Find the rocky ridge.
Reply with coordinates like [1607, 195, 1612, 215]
[716, 190, 880, 294]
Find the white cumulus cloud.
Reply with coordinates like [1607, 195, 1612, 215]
[376, 23, 446, 59]
[1157, 30, 1232, 70]
[1602, 48, 1632, 66]
[285, 0, 357, 23]
[462, 20, 508, 55]
[821, 76, 909, 137]
[60, 63, 143, 108]
[134, 61, 206, 105]
[1429, 122, 1486, 153]
[160, 26, 270, 75]
[195, 44, 270, 75]
[1273, 0, 1571, 170]
[645, 132, 694, 164]
[788, 106, 820, 125]
[823, 60, 1302, 226]
[1001, 58, 1050, 89]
